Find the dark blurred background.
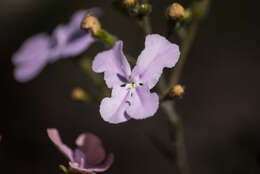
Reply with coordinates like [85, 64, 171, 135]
[0, 0, 260, 173]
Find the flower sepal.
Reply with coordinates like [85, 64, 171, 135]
[59, 165, 69, 174]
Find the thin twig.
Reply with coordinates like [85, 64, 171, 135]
[169, 22, 198, 86]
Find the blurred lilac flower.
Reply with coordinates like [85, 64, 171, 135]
[12, 8, 101, 82]
[93, 34, 180, 124]
[47, 128, 114, 174]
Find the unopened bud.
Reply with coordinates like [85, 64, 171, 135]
[139, 3, 152, 15]
[168, 3, 185, 20]
[59, 165, 68, 174]
[81, 13, 101, 36]
[172, 84, 185, 97]
[71, 87, 88, 102]
[123, 0, 136, 7]
[183, 9, 192, 22]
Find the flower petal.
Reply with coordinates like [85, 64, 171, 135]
[92, 41, 132, 88]
[69, 153, 114, 173]
[69, 162, 94, 174]
[49, 25, 68, 60]
[50, 8, 101, 59]
[62, 33, 95, 57]
[12, 34, 50, 82]
[14, 57, 48, 82]
[76, 133, 106, 166]
[47, 128, 73, 161]
[58, 8, 101, 57]
[73, 149, 86, 168]
[131, 34, 180, 89]
[100, 86, 131, 123]
[126, 85, 159, 119]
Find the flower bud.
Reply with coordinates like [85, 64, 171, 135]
[71, 87, 88, 102]
[168, 3, 185, 20]
[123, 0, 136, 7]
[81, 13, 101, 36]
[139, 3, 152, 15]
[172, 84, 184, 97]
[59, 165, 68, 174]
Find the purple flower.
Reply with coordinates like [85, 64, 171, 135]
[47, 128, 114, 174]
[12, 8, 101, 82]
[92, 34, 180, 124]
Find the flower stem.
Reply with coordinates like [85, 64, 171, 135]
[159, 15, 200, 174]
[96, 29, 117, 48]
[138, 1, 191, 173]
[175, 117, 189, 174]
[143, 16, 152, 35]
[169, 22, 198, 87]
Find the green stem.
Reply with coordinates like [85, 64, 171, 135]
[175, 118, 189, 174]
[160, 100, 189, 174]
[169, 22, 198, 86]
[143, 16, 152, 35]
[96, 29, 117, 48]
[159, 18, 199, 174]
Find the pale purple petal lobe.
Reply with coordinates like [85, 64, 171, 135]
[69, 162, 94, 174]
[62, 34, 95, 57]
[49, 25, 68, 60]
[50, 8, 102, 59]
[47, 128, 73, 161]
[100, 86, 131, 123]
[57, 8, 100, 58]
[132, 34, 180, 89]
[69, 154, 114, 173]
[12, 34, 50, 82]
[84, 153, 114, 172]
[76, 133, 105, 166]
[73, 149, 86, 168]
[126, 85, 159, 119]
[92, 41, 132, 88]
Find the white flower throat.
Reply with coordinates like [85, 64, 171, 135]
[120, 80, 143, 96]
[121, 80, 143, 89]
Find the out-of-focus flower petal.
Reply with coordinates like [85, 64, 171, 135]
[70, 153, 114, 173]
[73, 149, 86, 168]
[49, 25, 68, 60]
[69, 162, 94, 174]
[76, 133, 106, 166]
[92, 41, 132, 88]
[12, 34, 50, 82]
[62, 33, 95, 57]
[14, 57, 48, 82]
[13, 8, 101, 82]
[47, 128, 74, 161]
[131, 34, 180, 89]
[100, 86, 131, 123]
[126, 85, 159, 119]
[51, 8, 101, 59]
